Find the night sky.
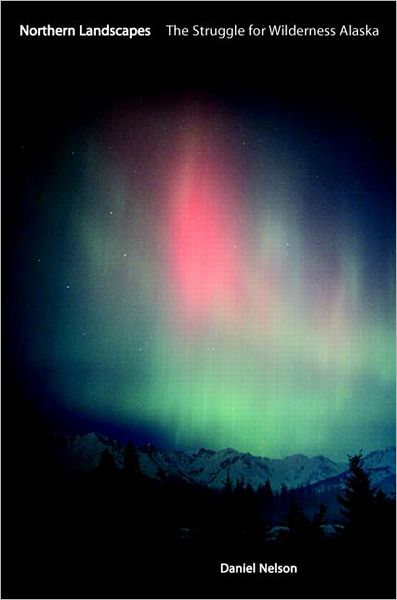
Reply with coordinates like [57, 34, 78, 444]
[4, 2, 395, 460]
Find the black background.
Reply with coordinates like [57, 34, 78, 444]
[3, 1, 395, 174]
[2, 2, 396, 599]
[3, 1, 395, 262]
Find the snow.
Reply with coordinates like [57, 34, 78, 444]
[55, 433, 395, 496]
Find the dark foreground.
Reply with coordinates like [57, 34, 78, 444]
[3, 403, 396, 599]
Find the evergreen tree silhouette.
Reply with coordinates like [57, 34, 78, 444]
[284, 498, 311, 544]
[223, 469, 233, 495]
[277, 482, 289, 514]
[312, 502, 327, 529]
[337, 453, 374, 538]
[262, 478, 274, 511]
[263, 478, 273, 501]
[311, 502, 327, 543]
[245, 482, 254, 497]
[335, 452, 396, 598]
[338, 453, 395, 546]
[283, 497, 329, 554]
[96, 449, 118, 480]
[234, 477, 244, 496]
[123, 441, 141, 479]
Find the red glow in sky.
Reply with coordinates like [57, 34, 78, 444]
[168, 145, 244, 329]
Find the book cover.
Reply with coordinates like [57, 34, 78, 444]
[2, 2, 396, 598]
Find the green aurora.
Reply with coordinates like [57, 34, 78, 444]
[21, 107, 395, 459]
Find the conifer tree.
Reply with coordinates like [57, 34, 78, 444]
[285, 498, 311, 542]
[96, 449, 118, 479]
[337, 453, 373, 535]
[123, 441, 141, 478]
[223, 469, 233, 495]
[264, 478, 273, 501]
[311, 503, 327, 542]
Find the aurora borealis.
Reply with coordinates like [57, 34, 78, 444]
[14, 100, 394, 461]
[4, 4, 396, 599]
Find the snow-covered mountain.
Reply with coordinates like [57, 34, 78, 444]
[54, 432, 396, 495]
[55, 432, 125, 473]
[137, 446, 347, 492]
[297, 447, 396, 499]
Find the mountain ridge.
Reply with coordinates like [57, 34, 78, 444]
[54, 432, 396, 495]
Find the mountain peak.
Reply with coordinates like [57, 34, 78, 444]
[56, 433, 395, 497]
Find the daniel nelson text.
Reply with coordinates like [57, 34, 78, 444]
[220, 563, 298, 574]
